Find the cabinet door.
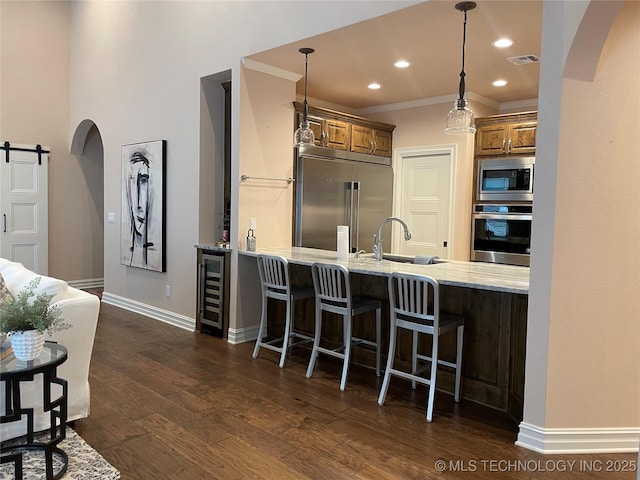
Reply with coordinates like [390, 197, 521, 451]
[476, 124, 508, 156]
[372, 129, 392, 157]
[508, 294, 528, 422]
[508, 122, 537, 155]
[351, 125, 374, 154]
[325, 119, 351, 150]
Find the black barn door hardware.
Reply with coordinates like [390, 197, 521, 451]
[1, 141, 50, 165]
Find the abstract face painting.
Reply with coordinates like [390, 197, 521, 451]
[121, 140, 166, 272]
[128, 152, 150, 237]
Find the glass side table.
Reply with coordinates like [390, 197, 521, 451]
[1, 340, 68, 480]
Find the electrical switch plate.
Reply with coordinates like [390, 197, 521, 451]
[250, 217, 256, 229]
[165, 285, 171, 297]
[107, 212, 116, 223]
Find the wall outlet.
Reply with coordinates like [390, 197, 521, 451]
[165, 285, 171, 297]
[250, 217, 256, 229]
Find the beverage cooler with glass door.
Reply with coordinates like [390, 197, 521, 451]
[196, 248, 230, 337]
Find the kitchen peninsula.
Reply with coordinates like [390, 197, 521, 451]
[239, 247, 530, 421]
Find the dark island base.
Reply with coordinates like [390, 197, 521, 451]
[265, 264, 527, 423]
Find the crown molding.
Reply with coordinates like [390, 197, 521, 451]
[355, 91, 502, 115]
[241, 58, 301, 83]
[499, 98, 539, 113]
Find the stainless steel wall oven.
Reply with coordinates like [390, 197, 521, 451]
[471, 204, 533, 267]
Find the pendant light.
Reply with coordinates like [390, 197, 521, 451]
[445, 2, 477, 135]
[294, 47, 316, 147]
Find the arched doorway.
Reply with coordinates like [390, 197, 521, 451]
[70, 119, 105, 288]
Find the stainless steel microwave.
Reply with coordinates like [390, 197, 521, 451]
[477, 157, 535, 202]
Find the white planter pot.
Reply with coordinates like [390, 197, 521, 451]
[9, 330, 45, 361]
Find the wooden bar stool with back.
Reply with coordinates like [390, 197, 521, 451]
[378, 272, 464, 421]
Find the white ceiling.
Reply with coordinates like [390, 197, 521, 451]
[247, 0, 542, 111]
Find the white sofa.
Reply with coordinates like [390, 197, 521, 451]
[0, 258, 101, 441]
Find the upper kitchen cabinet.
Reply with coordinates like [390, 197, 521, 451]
[305, 114, 351, 150]
[475, 112, 537, 157]
[351, 125, 393, 157]
[295, 103, 395, 157]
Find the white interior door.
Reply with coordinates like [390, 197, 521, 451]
[0, 144, 49, 274]
[393, 147, 453, 259]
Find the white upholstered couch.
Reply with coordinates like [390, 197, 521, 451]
[0, 258, 101, 441]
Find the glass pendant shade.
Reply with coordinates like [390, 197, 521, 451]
[294, 47, 316, 147]
[445, 98, 476, 134]
[444, 2, 477, 135]
[294, 121, 315, 146]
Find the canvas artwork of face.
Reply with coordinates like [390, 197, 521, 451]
[121, 141, 165, 272]
[127, 152, 150, 238]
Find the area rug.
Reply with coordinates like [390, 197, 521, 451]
[0, 427, 120, 480]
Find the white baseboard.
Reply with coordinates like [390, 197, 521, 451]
[68, 277, 104, 290]
[517, 422, 640, 454]
[101, 292, 195, 332]
[227, 325, 259, 345]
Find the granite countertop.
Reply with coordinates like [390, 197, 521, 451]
[195, 244, 232, 252]
[240, 246, 529, 294]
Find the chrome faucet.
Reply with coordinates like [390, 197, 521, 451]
[372, 217, 411, 261]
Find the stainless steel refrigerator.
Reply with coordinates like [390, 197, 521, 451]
[294, 145, 393, 253]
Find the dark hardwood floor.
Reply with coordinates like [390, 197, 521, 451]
[73, 302, 637, 479]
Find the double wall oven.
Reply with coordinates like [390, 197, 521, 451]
[471, 204, 532, 267]
[472, 157, 534, 267]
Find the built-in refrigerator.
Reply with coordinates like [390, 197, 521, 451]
[294, 145, 393, 253]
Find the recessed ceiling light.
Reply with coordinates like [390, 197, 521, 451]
[492, 38, 513, 48]
[493, 79, 508, 87]
[368, 83, 381, 90]
[394, 60, 410, 68]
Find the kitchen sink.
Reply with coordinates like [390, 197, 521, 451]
[356, 253, 445, 264]
[382, 254, 413, 263]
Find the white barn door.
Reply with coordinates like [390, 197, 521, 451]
[0, 143, 49, 274]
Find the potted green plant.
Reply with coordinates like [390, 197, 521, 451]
[0, 277, 69, 361]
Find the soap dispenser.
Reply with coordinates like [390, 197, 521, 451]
[246, 228, 256, 252]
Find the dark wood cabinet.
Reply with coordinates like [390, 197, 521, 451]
[508, 294, 528, 421]
[295, 103, 395, 157]
[286, 264, 528, 421]
[475, 112, 537, 157]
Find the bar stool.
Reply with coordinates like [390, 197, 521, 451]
[306, 262, 381, 391]
[252, 254, 314, 368]
[378, 272, 464, 422]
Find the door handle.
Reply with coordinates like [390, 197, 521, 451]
[353, 181, 361, 252]
[3, 214, 5, 233]
[197, 262, 204, 316]
[346, 181, 355, 248]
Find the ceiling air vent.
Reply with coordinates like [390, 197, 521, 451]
[507, 54, 540, 65]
